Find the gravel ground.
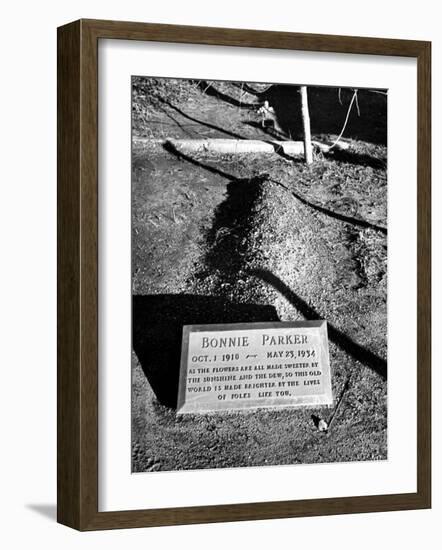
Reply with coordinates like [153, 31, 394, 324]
[131, 79, 388, 472]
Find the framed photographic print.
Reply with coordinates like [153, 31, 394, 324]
[57, 19, 431, 530]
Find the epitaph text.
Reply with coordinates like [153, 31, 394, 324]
[177, 321, 333, 414]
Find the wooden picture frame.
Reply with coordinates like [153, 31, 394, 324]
[57, 18, 431, 530]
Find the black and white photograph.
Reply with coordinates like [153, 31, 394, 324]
[131, 76, 388, 473]
[2, 0, 436, 542]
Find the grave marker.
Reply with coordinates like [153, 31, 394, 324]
[177, 321, 333, 414]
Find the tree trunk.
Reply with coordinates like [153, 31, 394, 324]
[300, 86, 313, 164]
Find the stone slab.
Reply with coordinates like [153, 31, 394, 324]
[177, 321, 333, 414]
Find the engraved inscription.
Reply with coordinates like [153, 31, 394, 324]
[177, 321, 333, 414]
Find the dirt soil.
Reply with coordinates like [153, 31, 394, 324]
[131, 78, 387, 472]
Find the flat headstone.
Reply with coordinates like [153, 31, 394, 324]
[177, 321, 333, 414]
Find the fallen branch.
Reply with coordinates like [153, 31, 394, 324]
[161, 138, 349, 156]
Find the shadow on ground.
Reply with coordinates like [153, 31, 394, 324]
[200, 82, 387, 145]
[248, 268, 387, 380]
[261, 85, 387, 145]
[159, 96, 248, 139]
[133, 294, 279, 408]
[164, 142, 386, 234]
